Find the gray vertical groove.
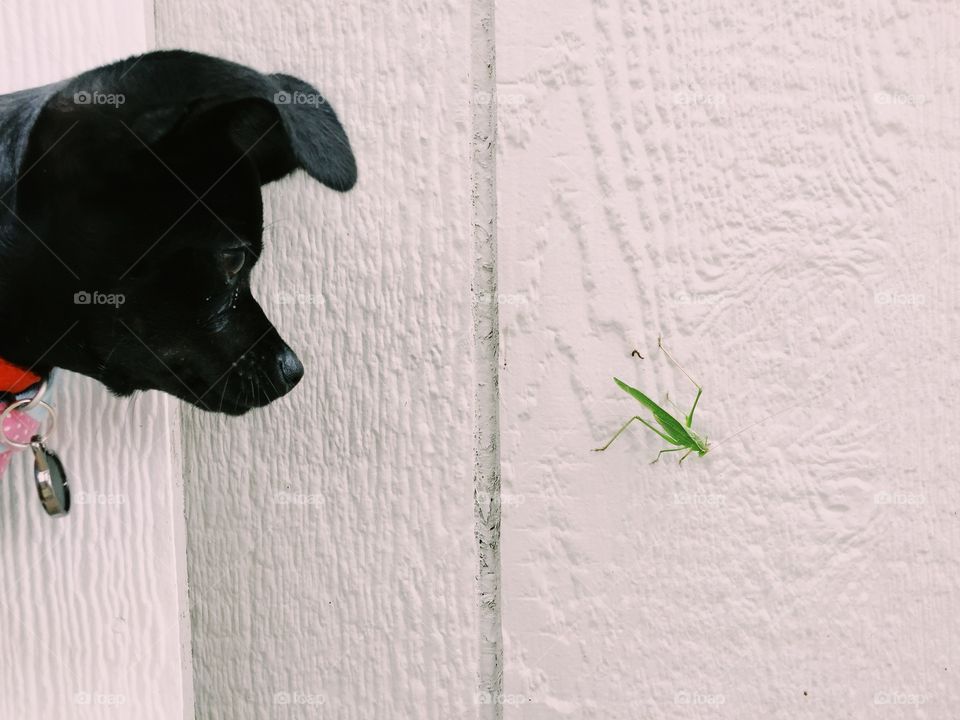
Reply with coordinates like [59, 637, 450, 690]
[146, 2, 197, 714]
[471, 0, 502, 716]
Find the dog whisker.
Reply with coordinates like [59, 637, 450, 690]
[217, 373, 230, 415]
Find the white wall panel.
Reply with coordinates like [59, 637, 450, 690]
[0, 3, 193, 719]
[155, 2, 478, 718]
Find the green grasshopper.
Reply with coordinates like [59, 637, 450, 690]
[593, 337, 709, 464]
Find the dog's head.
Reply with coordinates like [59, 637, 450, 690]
[0, 51, 356, 414]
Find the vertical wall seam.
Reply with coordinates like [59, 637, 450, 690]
[149, 3, 197, 717]
[471, 0, 502, 716]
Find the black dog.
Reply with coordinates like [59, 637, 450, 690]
[0, 51, 356, 414]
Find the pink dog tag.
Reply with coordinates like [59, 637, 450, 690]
[0, 401, 40, 476]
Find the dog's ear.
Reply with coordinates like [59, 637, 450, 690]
[9, 50, 357, 195]
[0, 83, 59, 210]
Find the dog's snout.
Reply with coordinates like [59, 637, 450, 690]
[277, 347, 304, 391]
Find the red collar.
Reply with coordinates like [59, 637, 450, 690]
[0, 357, 42, 394]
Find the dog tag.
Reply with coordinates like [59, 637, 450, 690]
[30, 436, 70, 517]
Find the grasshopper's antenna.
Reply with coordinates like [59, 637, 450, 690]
[658, 335, 700, 389]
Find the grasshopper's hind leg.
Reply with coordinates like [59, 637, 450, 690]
[658, 336, 703, 428]
[593, 416, 677, 452]
[651, 448, 684, 464]
[685, 387, 703, 428]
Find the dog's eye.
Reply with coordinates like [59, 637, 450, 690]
[220, 249, 246, 277]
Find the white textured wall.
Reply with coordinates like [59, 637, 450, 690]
[499, 2, 960, 718]
[156, 2, 478, 718]
[0, 3, 193, 719]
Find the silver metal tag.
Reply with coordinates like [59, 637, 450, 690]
[30, 436, 70, 517]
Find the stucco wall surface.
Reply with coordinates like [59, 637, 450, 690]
[498, 2, 960, 718]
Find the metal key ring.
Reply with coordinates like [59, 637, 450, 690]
[21, 379, 48, 412]
[0, 399, 56, 449]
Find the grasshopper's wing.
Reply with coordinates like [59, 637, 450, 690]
[613, 377, 695, 447]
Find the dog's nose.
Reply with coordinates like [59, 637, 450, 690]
[277, 347, 304, 390]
